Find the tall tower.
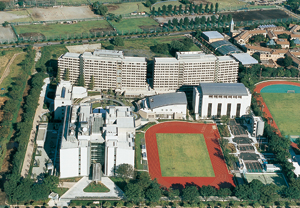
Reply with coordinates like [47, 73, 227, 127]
[230, 19, 234, 33]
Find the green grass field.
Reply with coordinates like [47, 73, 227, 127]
[15, 20, 112, 38]
[111, 17, 158, 32]
[156, 133, 215, 177]
[84, 182, 110, 192]
[262, 93, 300, 136]
[153, 1, 183, 9]
[245, 173, 287, 187]
[108, 2, 149, 15]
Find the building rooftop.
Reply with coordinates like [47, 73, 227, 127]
[154, 57, 179, 64]
[231, 53, 259, 65]
[176, 51, 205, 59]
[63, 52, 81, 58]
[55, 80, 72, 100]
[202, 31, 224, 40]
[147, 92, 187, 109]
[200, 83, 249, 96]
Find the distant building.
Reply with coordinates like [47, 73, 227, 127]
[202, 31, 224, 43]
[230, 53, 259, 66]
[275, 39, 290, 49]
[193, 83, 251, 119]
[58, 49, 147, 92]
[265, 164, 281, 172]
[153, 52, 238, 91]
[139, 92, 187, 120]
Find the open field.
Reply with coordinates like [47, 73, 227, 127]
[261, 92, 300, 136]
[0, 48, 23, 77]
[15, 20, 112, 39]
[222, 9, 290, 22]
[108, 2, 149, 15]
[145, 122, 234, 188]
[245, 173, 288, 187]
[192, 0, 247, 11]
[0, 53, 27, 96]
[0, 26, 16, 42]
[111, 17, 158, 32]
[157, 133, 214, 177]
[153, 0, 183, 8]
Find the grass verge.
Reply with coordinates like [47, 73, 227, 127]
[84, 182, 110, 192]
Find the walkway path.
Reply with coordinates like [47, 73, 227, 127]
[20, 79, 49, 178]
[0, 52, 24, 85]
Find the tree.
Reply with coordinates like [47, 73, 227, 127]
[227, 14, 232, 22]
[168, 20, 172, 28]
[151, 43, 169, 54]
[158, 7, 161, 15]
[2, 21, 9, 27]
[170, 40, 184, 52]
[205, 4, 209, 13]
[115, 164, 134, 181]
[145, 0, 151, 7]
[184, 17, 189, 27]
[200, 16, 206, 25]
[182, 185, 199, 202]
[31, 184, 49, 201]
[284, 55, 293, 67]
[113, 37, 124, 46]
[217, 188, 231, 201]
[211, 15, 216, 24]
[162, 5, 167, 15]
[125, 183, 144, 203]
[172, 18, 178, 27]
[210, 3, 214, 13]
[179, 18, 183, 28]
[151, 7, 155, 15]
[92, 2, 108, 15]
[173, 5, 177, 14]
[168, 4, 173, 15]
[200, 185, 216, 201]
[145, 180, 161, 202]
[103, 201, 111, 208]
[78, 71, 85, 87]
[194, 5, 199, 13]
[88, 75, 94, 90]
[136, 171, 152, 190]
[0, 1, 6, 11]
[220, 115, 229, 124]
[64, 68, 69, 81]
[56, 68, 61, 83]
[194, 17, 200, 26]
[284, 186, 300, 201]
[43, 175, 59, 191]
[199, 3, 202, 13]
[179, 4, 182, 14]
[167, 188, 180, 200]
[189, 3, 193, 13]
[234, 184, 250, 200]
[215, 2, 218, 13]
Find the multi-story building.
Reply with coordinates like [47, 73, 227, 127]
[59, 103, 135, 178]
[58, 49, 147, 92]
[153, 52, 238, 91]
[192, 83, 251, 120]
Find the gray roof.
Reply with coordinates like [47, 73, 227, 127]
[231, 53, 259, 65]
[147, 92, 187, 109]
[202, 31, 224, 40]
[200, 83, 249, 96]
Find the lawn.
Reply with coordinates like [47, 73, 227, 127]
[15, 20, 112, 39]
[192, 0, 247, 11]
[0, 48, 23, 79]
[108, 2, 149, 15]
[156, 133, 215, 177]
[154, 1, 183, 9]
[84, 182, 110, 192]
[261, 93, 300, 136]
[0, 52, 26, 97]
[135, 132, 144, 170]
[52, 187, 69, 196]
[111, 17, 158, 32]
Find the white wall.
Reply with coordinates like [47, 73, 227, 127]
[200, 94, 251, 118]
[152, 104, 187, 118]
[80, 147, 90, 176]
[54, 101, 72, 120]
[105, 147, 115, 176]
[60, 148, 79, 178]
[192, 87, 200, 119]
[116, 148, 135, 170]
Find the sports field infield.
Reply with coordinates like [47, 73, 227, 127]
[156, 133, 215, 177]
[261, 93, 300, 136]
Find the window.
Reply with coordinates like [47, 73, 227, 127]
[227, 103, 231, 117]
[209, 95, 213, 98]
[217, 103, 222, 118]
[207, 103, 212, 118]
[236, 103, 241, 118]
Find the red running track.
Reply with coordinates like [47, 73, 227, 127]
[254, 81, 300, 137]
[145, 121, 235, 189]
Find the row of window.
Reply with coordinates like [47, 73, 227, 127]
[208, 95, 243, 99]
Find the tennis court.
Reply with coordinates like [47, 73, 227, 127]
[245, 162, 263, 173]
[245, 173, 288, 187]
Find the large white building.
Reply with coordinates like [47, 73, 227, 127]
[58, 49, 147, 92]
[193, 83, 251, 119]
[139, 92, 187, 120]
[54, 80, 87, 120]
[153, 52, 238, 91]
[59, 104, 135, 178]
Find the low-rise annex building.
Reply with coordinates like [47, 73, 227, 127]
[192, 83, 251, 120]
[139, 92, 187, 120]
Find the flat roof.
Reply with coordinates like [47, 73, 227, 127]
[155, 57, 179, 64]
[147, 92, 187, 109]
[202, 31, 224, 40]
[231, 53, 259, 65]
[200, 83, 249, 96]
[63, 52, 81, 58]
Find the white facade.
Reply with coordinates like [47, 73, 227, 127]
[193, 83, 251, 119]
[58, 50, 147, 92]
[54, 81, 87, 120]
[153, 52, 238, 91]
[139, 92, 187, 119]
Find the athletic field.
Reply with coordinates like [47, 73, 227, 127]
[261, 84, 300, 136]
[156, 133, 214, 177]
